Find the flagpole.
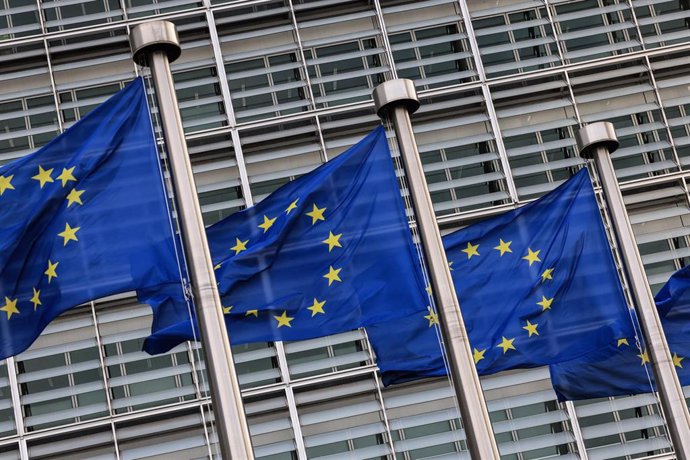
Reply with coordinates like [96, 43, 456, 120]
[130, 21, 255, 459]
[373, 79, 500, 458]
[576, 122, 690, 459]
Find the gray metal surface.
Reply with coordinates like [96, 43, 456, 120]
[373, 78, 500, 459]
[577, 122, 690, 460]
[129, 20, 255, 460]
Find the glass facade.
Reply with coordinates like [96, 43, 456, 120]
[0, 0, 688, 458]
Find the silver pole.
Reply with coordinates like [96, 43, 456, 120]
[576, 122, 690, 459]
[373, 79, 500, 458]
[130, 21, 255, 460]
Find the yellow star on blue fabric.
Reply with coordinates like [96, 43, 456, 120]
[30, 288, 41, 310]
[44, 260, 59, 283]
[462, 242, 479, 259]
[246, 310, 258, 317]
[637, 351, 650, 365]
[473, 348, 486, 364]
[285, 198, 299, 214]
[223, 305, 233, 314]
[258, 215, 277, 233]
[494, 239, 512, 256]
[274, 311, 294, 328]
[617, 338, 629, 347]
[0, 175, 14, 195]
[322, 231, 342, 252]
[323, 266, 342, 286]
[673, 352, 684, 368]
[541, 268, 554, 282]
[537, 296, 553, 311]
[306, 204, 326, 224]
[58, 222, 80, 246]
[497, 336, 516, 354]
[66, 189, 85, 207]
[522, 248, 541, 266]
[0, 297, 19, 320]
[424, 307, 439, 327]
[307, 298, 326, 317]
[57, 166, 77, 187]
[523, 320, 539, 337]
[32, 165, 54, 188]
[230, 237, 248, 255]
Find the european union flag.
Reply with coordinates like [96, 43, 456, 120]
[0, 78, 182, 360]
[550, 265, 690, 400]
[367, 168, 635, 384]
[144, 126, 428, 353]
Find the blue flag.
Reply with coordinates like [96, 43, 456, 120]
[144, 126, 428, 353]
[0, 78, 182, 359]
[549, 265, 690, 400]
[367, 168, 635, 384]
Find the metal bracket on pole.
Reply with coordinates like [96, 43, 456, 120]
[576, 121, 690, 460]
[130, 21, 255, 460]
[373, 79, 500, 459]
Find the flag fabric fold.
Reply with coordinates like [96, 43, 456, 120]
[367, 168, 635, 384]
[144, 125, 428, 353]
[549, 265, 690, 401]
[0, 78, 183, 360]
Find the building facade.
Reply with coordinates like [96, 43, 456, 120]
[0, 0, 688, 458]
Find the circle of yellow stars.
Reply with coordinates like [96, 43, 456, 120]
[219, 197, 348, 330]
[0, 163, 84, 321]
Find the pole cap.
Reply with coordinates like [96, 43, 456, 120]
[576, 122, 619, 159]
[372, 79, 420, 118]
[130, 20, 181, 66]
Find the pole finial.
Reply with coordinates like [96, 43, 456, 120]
[576, 122, 619, 159]
[130, 21, 181, 66]
[372, 79, 420, 118]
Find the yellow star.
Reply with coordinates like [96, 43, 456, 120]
[617, 338, 629, 347]
[285, 198, 299, 214]
[0, 175, 15, 195]
[30, 288, 41, 310]
[541, 268, 554, 282]
[214, 263, 221, 270]
[322, 231, 342, 252]
[56, 166, 77, 187]
[497, 336, 516, 354]
[537, 296, 553, 311]
[448, 261, 454, 271]
[258, 215, 277, 233]
[673, 352, 684, 368]
[44, 260, 58, 283]
[424, 307, 439, 327]
[494, 239, 512, 256]
[522, 248, 541, 266]
[307, 298, 326, 317]
[323, 266, 342, 286]
[32, 165, 54, 188]
[306, 203, 326, 224]
[58, 222, 80, 246]
[425, 285, 433, 296]
[523, 320, 539, 337]
[223, 305, 233, 314]
[274, 311, 294, 328]
[638, 351, 650, 365]
[65, 188, 85, 207]
[0, 297, 19, 320]
[461, 242, 480, 259]
[473, 348, 486, 364]
[230, 237, 248, 255]
[246, 310, 258, 317]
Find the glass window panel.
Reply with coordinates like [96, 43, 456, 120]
[551, 0, 641, 63]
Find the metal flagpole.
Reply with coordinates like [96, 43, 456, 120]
[130, 21, 255, 459]
[373, 79, 500, 458]
[576, 122, 690, 460]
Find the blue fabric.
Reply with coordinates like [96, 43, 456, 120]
[549, 265, 690, 401]
[367, 168, 635, 385]
[0, 78, 183, 359]
[143, 126, 428, 353]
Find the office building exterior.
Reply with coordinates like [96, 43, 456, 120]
[0, 0, 688, 458]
